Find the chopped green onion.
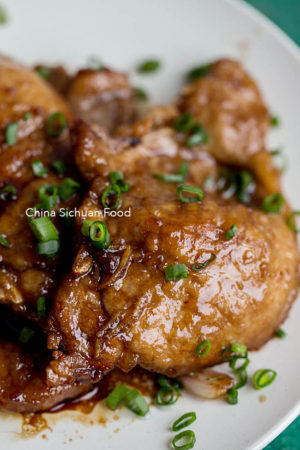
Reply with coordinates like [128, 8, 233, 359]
[137, 59, 161, 73]
[155, 387, 179, 406]
[177, 185, 204, 203]
[262, 193, 284, 213]
[23, 112, 32, 120]
[35, 67, 50, 79]
[172, 412, 197, 432]
[186, 124, 209, 147]
[101, 184, 121, 210]
[87, 56, 103, 71]
[154, 162, 189, 184]
[37, 239, 60, 257]
[29, 216, 59, 242]
[165, 263, 188, 281]
[174, 114, 194, 132]
[106, 384, 131, 410]
[178, 162, 189, 179]
[19, 327, 35, 344]
[270, 115, 280, 127]
[236, 170, 254, 204]
[37, 296, 47, 318]
[134, 87, 148, 101]
[157, 375, 183, 390]
[253, 369, 277, 390]
[81, 219, 94, 237]
[226, 387, 238, 405]
[59, 178, 80, 200]
[5, 122, 18, 146]
[275, 328, 286, 339]
[172, 430, 196, 450]
[196, 339, 212, 358]
[125, 389, 149, 416]
[89, 221, 110, 250]
[286, 211, 300, 233]
[0, 185, 17, 201]
[51, 160, 66, 175]
[229, 357, 249, 372]
[109, 172, 130, 193]
[192, 253, 216, 271]
[0, 5, 8, 24]
[222, 347, 248, 362]
[187, 64, 211, 81]
[46, 112, 67, 138]
[38, 184, 58, 210]
[234, 367, 248, 389]
[0, 234, 11, 247]
[31, 160, 48, 177]
[231, 343, 247, 354]
[224, 224, 237, 240]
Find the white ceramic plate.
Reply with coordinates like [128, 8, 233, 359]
[0, 0, 300, 448]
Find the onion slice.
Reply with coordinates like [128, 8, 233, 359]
[180, 369, 234, 399]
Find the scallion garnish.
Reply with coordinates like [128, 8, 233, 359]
[0, 234, 11, 247]
[19, 327, 35, 344]
[106, 384, 131, 410]
[37, 296, 47, 318]
[192, 253, 216, 271]
[87, 56, 103, 71]
[270, 115, 280, 127]
[262, 193, 284, 213]
[172, 412, 197, 432]
[51, 160, 66, 175]
[177, 185, 204, 203]
[0, 185, 17, 201]
[125, 389, 149, 416]
[286, 211, 300, 233]
[35, 67, 50, 79]
[155, 386, 179, 406]
[234, 367, 248, 389]
[154, 162, 189, 184]
[31, 160, 48, 177]
[231, 343, 247, 354]
[235, 170, 254, 204]
[89, 221, 110, 249]
[134, 87, 148, 101]
[59, 178, 80, 200]
[37, 239, 60, 257]
[81, 220, 94, 237]
[0, 5, 8, 24]
[109, 172, 130, 193]
[165, 264, 188, 281]
[275, 328, 286, 338]
[38, 184, 58, 211]
[157, 375, 183, 390]
[23, 112, 32, 121]
[172, 430, 196, 450]
[229, 357, 250, 372]
[187, 63, 211, 81]
[137, 59, 161, 73]
[29, 216, 59, 242]
[101, 184, 121, 210]
[5, 122, 18, 146]
[174, 114, 195, 133]
[224, 224, 237, 240]
[226, 387, 238, 405]
[186, 124, 209, 147]
[253, 369, 277, 389]
[196, 339, 212, 358]
[46, 112, 67, 138]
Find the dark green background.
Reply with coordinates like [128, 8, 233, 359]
[245, 2, 300, 449]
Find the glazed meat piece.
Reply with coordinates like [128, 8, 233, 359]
[47, 171, 299, 384]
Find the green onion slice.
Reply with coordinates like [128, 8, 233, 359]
[234, 367, 248, 390]
[186, 124, 209, 147]
[253, 369, 277, 390]
[172, 412, 197, 432]
[224, 224, 237, 240]
[29, 216, 59, 242]
[0, 234, 11, 247]
[177, 185, 204, 203]
[109, 171, 130, 193]
[0, 185, 17, 201]
[134, 87, 148, 101]
[165, 263, 188, 281]
[89, 221, 110, 249]
[35, 67, 50, 78]
[0, 5, 8, 24]
[19, 327, 35, 344]
[81, 219, 94, 237]
[270, 115, 280, 127]
[226, 387, 238, 405]
[172, 430, 196, 450]
[275, 328, 286, 338]
[31, 160, 48, 177]
[106, 384, 131, 410]
[137, 59, 161, 73]
[192, 253, 216, 271]
[46, 112, 67, 138]
[155, 387, 179, 406]
[286, 211, 300, 233]
[154, 162, 189, 184]
[23, 112, 32, 121]
[174, 114, 195, 132]
[157, 375, 183, 390]
[187, 63, 211, 81]
[262, 193, 284, 213]
[125, 389, 149, 417]
[231, 343, 247, 354]
[38, 184, 58, 211]
[59, 178, 80, 200]
[101, 184, 121, 210]
[229, 357, 249, 372]
[37, 296, 47, 318]
[37, 239, 60, 257]
[196, 339, 212, 358]
[5, 122, 18, 146]
[51, 160, 66, 175]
